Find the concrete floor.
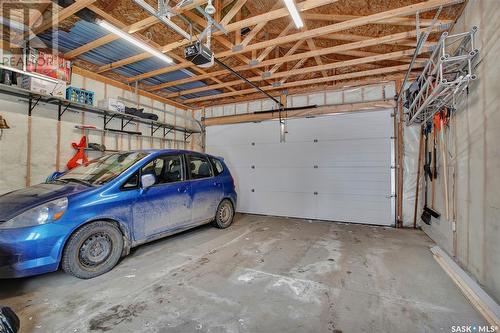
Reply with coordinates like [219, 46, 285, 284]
[0, 214, 485, 332]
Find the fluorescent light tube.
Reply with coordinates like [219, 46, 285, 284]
[97, 20, 173, 64]
[283, 0, 303, 29]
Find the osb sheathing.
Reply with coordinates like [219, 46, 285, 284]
[51, 0, 465, 107]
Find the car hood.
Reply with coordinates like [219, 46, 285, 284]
[0, 183, 93, 221]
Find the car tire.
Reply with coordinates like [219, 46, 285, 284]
[61, 221, 124, 279]
[213, 199, 234, 229]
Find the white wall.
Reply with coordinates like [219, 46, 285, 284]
[0, 73, 201, 195]
[201, 82, 396, 119]
[404, 0, 500, 303]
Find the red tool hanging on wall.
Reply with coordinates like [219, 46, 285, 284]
[66, 136, 88, 170]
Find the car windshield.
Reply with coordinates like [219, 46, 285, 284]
[57, 152, 149, 186]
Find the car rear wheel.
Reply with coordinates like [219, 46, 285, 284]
[61, 221, 124, 279]
[213, 199, 234, 229]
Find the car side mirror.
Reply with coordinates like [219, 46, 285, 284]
[141, 174, 156, 190]
[46, 171, 65, 183]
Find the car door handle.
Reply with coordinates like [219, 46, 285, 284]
[213, 182, 222, 187]
[177, 187, 188, 193]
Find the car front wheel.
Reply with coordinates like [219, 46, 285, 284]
[61, 221, 124, 279]
[213, 199, 235, 229]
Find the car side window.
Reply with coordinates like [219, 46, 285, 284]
[210, 158, 224, 176]
[188, 155, 213, 180]
[141, 155, 184, 185]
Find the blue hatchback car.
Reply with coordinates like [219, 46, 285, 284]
[0, 150, 237, 279]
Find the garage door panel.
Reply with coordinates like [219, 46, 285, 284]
[253, 167, 317, 192]
[243, 191, 317, 219]
[207, 123, 276, 144]
[252, 142, 317, 167]
[209, 144, 256, 167]
[315, 178, 389, 196]
[315, 139, 389, 155]
[230, 166, 254, 212]
[316, 194, 390, 225]
[206, 110, 394, 225]
[316, 167, 390, 183]
[286, 112, 391, 141]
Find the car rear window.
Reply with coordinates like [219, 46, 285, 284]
[211, 158, 224, 176]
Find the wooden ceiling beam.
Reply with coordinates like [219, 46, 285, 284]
[185, 64, 424, 103]
[29, 2, 51, 28]
[220, 0, 248, 26]
[198, 75, 408, 107]
[125, 10, 269, 86]
[305, 37, 327, 77]
[65, 13, 157, 59]
[269, 39, 306, 74]
[279, 57, 309, 84]
[166, 48, 422, 98]
[171, 0, 209, 13]
[146, 29, 426, 92]
[181, 11, 261, 91]
[238, 2, 284, 47]
[301, 13, 454, 28]
[214, 0, 463, 59]
[95, 0, 334, 73]
[79, 7, 234, 101]
[65, 1, 196, 60]
[255, 23, 294, 62]
[203, 99, 397, 125]
[119, 0, 459, 82]
[32, 0, 97, 35]
[320, 32, 425, 48]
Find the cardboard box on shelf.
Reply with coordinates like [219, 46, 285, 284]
[21, 76, 67, 97]
[98, 98, 125, 113]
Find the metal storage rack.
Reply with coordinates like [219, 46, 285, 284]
[404, 26, 479, 125]
[0, 83, 202, 143]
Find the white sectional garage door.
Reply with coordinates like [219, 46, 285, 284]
[206, 109, 395, 226]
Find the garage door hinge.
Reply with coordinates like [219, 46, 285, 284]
[313, 165, 318, 169]
[314, 192, 318, 195]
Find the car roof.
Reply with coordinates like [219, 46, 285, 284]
[125, 149, 218, 159]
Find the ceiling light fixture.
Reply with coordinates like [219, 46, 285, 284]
[205, 0, 216, 15]
[97, 20, 173, 64]
[283, 0, 303, 29]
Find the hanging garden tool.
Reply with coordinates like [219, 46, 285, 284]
[436, 109, 450, 219]
[422, 122, 440, 225]
[431, 114, 439, 209]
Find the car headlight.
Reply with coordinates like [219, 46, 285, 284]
[0, 197, 68, 229]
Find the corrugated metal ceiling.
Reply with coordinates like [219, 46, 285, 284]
[38, 20, 221, 99]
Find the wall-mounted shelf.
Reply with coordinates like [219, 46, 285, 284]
[0, 83, 202, 141]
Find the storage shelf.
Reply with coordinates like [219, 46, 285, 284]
[0, 83, 202, 139]
[404, 27, 479, 125]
